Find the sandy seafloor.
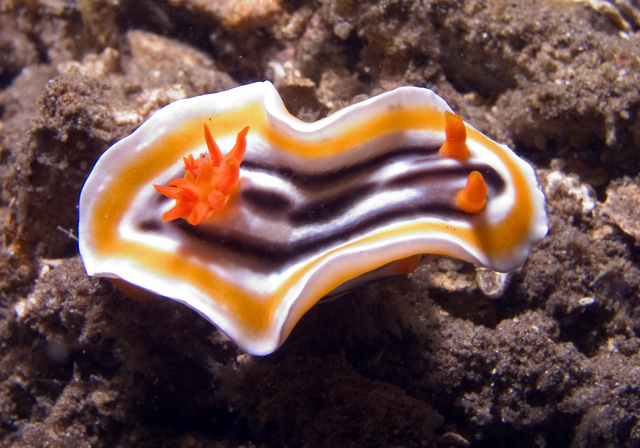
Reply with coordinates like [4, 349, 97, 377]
[1, 0, 640, 446]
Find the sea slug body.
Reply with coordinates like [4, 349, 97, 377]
[79, 81, 547, 355]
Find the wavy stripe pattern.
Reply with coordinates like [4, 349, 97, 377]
[79, 82, 547, 355]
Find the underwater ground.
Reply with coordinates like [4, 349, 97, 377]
[1, 0, 640, 446]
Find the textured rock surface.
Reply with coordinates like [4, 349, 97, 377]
[1, 0, 639, 446]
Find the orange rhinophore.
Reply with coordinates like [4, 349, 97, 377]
[154, 124, 249, 225]
[457, 170, 487, 213]
[439, 111, 469, 160]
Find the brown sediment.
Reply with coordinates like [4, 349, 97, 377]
[1, 0, 639, 446]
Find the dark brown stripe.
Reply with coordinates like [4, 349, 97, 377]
[242, 146, 440, 189]
[388, 164, 505, 191]
[174, 199, 467, 270]
[241, 188, 292, 213]
[142, 145, 508, 271]
[290, 182, 376, 224]
[289, 163, 503, 225]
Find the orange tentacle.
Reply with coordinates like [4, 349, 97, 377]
[440, 111, 470, 161]
[457, 171, 487, 213]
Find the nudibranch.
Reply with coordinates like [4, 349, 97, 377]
[79, 81, 547, 355]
